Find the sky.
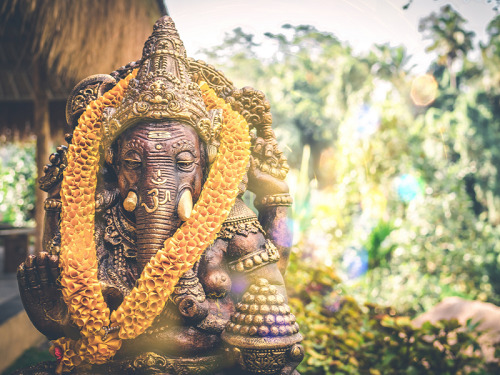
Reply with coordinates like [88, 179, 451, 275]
[166, 0, 498, 73]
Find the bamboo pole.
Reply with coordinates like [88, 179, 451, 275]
[33, 60, 49, 254]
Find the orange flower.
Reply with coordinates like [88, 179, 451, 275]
[55, 70, 137, 372]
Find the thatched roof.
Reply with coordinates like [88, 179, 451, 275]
[1, 0, 167, 81]
[0, 0, 167, 141]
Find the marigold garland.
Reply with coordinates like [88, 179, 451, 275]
[111, 82, 250, 339]
[54, 75, 250, 373]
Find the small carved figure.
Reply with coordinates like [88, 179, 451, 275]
[17, 16, 303, 375]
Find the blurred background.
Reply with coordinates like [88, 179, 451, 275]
[2, 0, 500, 373]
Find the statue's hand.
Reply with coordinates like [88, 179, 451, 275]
[247, 136, 289, 198]
[17, 253, 76, 339]
[178, 295, 209, 323]
[39, 145, 68, 195]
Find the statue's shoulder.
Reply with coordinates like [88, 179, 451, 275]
[219, 198, 264, 240]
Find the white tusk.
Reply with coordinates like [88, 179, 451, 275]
[123, 191, 138, 212]
[178, 189, 193, 221]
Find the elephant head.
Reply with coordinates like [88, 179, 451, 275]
[110, 120, 206, 271]
[97, 16, 216, 273]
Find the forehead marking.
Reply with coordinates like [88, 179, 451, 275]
[148, 130, 171, 139]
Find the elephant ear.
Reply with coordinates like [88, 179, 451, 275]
[42, 66, 137, 193]
[66, 60, 142, 131]
[39, 75, 118, 194]
[65, 74, 117, 131]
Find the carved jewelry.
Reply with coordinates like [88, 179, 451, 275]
[44, 198, 62, 211]
[228, 240, 280, 273]
[255, 193, 293, 207]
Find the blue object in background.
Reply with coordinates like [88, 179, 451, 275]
[396, 174, 423, 203]
[356, 104, 380, 138]
[342, 245, 369, 280]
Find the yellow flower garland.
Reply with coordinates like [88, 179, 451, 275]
[53, 73, 250, 373]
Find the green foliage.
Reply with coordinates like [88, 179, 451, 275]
[364, 220, 394, 269]
[305, 80, 500, 312]
[1, 344, 52, 375]
[281, 5, 500, 315]
[201, 24, 374, 180]
[404, 0, 500, 12]
[419, 5, 475, 65]
[418, 5, 475, 90]
[201, 5, 500, 319]
[287, 254, 500, 375]
[0, 142, 36, 227]
[481, 15, 500, 88]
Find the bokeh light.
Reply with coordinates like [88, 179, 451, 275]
[361, 187, 387, 218]
[355, 104, 381, 138]
[342, 245, 369, 280]
[410, 74, 438, 106]
[396, 174, 424, 203]
[318, 147, 336, 185]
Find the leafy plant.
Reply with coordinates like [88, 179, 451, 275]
[0, 142, 36, 227]
[286, 253, 500, 375]
[364, 220, 394, 269]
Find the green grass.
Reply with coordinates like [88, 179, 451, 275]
[2, 346, 54, 375]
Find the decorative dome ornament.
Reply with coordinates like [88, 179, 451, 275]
[223, 278, 304, 374]
[101, 16, 215, 153]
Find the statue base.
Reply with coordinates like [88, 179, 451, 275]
[10, 351, 232, 375]
[10, 354, 300, 375]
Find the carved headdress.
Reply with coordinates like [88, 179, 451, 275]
[101, 16, 218, 152]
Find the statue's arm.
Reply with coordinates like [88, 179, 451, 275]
[17, 143, 80, 339]
[257, 205, 292, 275]
[17, 253, 79, 340]
[39, 144, 69, 254]
[246, 136, 293, 274]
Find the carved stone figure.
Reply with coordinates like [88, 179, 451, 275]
[16, 16, 303, 375]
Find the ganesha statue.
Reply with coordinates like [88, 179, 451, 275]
[16, 16, 303, 375]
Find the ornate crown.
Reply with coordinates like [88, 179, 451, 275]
[101, 16, 213, 151]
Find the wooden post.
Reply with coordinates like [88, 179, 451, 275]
[33, 60, 50, 254]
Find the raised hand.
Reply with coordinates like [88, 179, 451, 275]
[17, 253, 77, 339]
[247, 136, 290, 198]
